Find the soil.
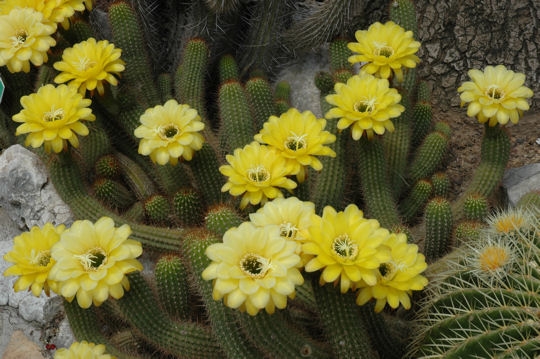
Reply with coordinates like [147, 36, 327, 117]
[437, 108, 540, 201]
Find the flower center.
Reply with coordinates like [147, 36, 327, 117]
[29, 249, 51, 267]
[74, 248, 107, 271]
[284, 132, 307, 152]
[331, 234, 358, 261]
[485, 85, 505, 101]
[12, 30, 28, 48]
[77, 56, 96, 71]
[240, 252, 271, 279]
[280, 222, 299, 240]
[158, 124, 180, 140]
[373, 42, 394, 58]
[378, 262, 398, 281]
[479, 246, 509, 271]
[354, 98, 376, 113]
[247, 165, 270, 183]
[494, 215, 524, 233]
[43, 107, 65, 122]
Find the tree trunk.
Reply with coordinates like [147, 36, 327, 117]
[413, 0, 540, 110]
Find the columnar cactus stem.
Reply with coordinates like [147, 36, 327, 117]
[399, 179, 433, 223]
[154, 255, 191, 320]
[245, 77, 277, 130]
[311, 280, 377, 359]
[408, 130, 449, 184]
[356, 136, 401, 228]
[423, 197, 453, 262]
[115, 272, 224, 358]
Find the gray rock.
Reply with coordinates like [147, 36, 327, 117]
[0, 145, 75, 357]
[503, 163, 540, 207]
[0, 144, 73, 230]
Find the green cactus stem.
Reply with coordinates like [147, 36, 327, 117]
[204, 204, 244, 236]
[430, 172, 450, 198]
[452, 124, 511, 222]
[115, 152, 157, 200]
[463, 193, 489, 221]
[408, 130, 449, 184]
[173, 187, 204, 226]
[452, 220, 484, 246]
[356, 136, 401, 228]
[245, 77, 276, 130]
[115, 272, 224, 358]
[108, 0, 160, 108]
[188, 142, 225, 206]
[94, 154, 121, 179]
[143, 194, 171, 224]
[423, 197, 453, 262]
[311, 279, 377, 359]
[389, 0, 418, 34]
[92, 178, 136, 210]
[273, 80, 292, 115]
[218, 80, 255, 153]
[183, 230, 263, 358]
[399, 179, 433, 224]
[218, 54, 240, 83]
[154, 255, 191, 320]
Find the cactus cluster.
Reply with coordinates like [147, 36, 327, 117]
[1, 0, 538, 358]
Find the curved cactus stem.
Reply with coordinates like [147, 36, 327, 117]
[115, 272, 224, 358]
[63, 299, 142, 358]
[311, 280, 377, 359]
[183, 230, 263, 358]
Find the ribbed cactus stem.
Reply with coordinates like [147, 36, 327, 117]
[175, 38, 210, 129]
[245, 77, 276, 130]
[399, 179, 433, 223]
[143, 194, 171, 224]
[411, 101, 433, 147]
[115, 152, 157, 200]
[463, 193, 489, 221]
[115, 272, 224, 358]
[310, 94, 347, 211]
[423, 197, 453, 262]
[431, 172, 450, 198]
[95, 154, 121, 179]
[218, 80, 255, 153]
[204, 204, 244, 236]
[173, 187, 204, 226]
[408, 130, 449, 184]
[329, 38, 353, 72]
[452, 124, 511, 221]
[63, 299, 136, 358]
[356, 136, 401, 228]
[311, 280, 377, 359]
[218, 54, 240, 83]
[188, 142, 225, 206]
[237, 309, 333, 358]
[157, 72, 173, 102]
[452, 220, 484, 246]
[92, 177, 136, 210]
[48, 155, 183, 251]
[154, 255, 191, 320]
[182, 230, 263, 358]
[389, 0, 418, 33]
[108, 1, 160, 108]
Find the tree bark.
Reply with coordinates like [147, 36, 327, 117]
[414, 0, 540, 110]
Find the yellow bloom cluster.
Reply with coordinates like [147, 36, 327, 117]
[221, 108, 335, 207]
[203, 198, 428, 314]
[3, 217, 144, 309]
[54, 340, 116, 359]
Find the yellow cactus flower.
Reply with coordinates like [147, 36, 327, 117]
[3, 223, 65, 297]
[134, 99, 205, 165]
[348, 21, 420, 82]
[12, 84, 95, 153]
[0, 7, 57, 73]
[0, 0, 86, 25]
[355, 233, 428, 312]
[254, 108, 336, 182]
[202, 222, 304, 315]
[325, 72, 405, 140]
[49, 217, 143, 308]
[303, 204, 391, 293]
[249, 197, 315, 265]
[220, 141, 298, 208]
[54, 341, 116, 359]
[54, 38, 125, 95]
[457, 65, 533, 126]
